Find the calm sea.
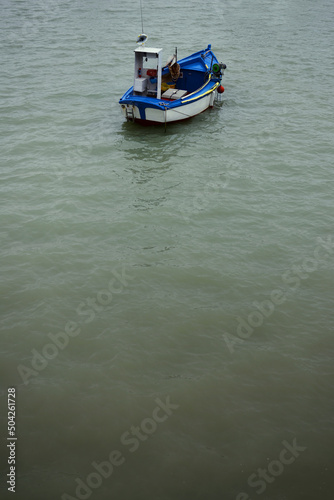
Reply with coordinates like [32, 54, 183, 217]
[1, 0, 334, 499]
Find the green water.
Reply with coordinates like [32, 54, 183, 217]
[1, 0, 334, 499]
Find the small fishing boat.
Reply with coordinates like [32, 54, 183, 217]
[119, 35, 226, 125]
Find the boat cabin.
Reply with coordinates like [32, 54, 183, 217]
[134, 47, 163, 99]
[133, 46, 188, 101]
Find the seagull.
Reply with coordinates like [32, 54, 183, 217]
[136, 34, 148, 45]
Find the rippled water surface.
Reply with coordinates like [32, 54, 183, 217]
[1, 1, 334, 499]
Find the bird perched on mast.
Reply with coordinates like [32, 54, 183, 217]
[136, 33, 148, 46]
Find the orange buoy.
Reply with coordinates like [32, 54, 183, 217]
[217, 85, 225, 94]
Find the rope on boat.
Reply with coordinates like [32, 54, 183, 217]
[169, 107, 200, 119]
[169, 62, 180, 82]
[163, 104, 167, 132]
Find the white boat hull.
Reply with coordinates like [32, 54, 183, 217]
[121, 91, 216, 125]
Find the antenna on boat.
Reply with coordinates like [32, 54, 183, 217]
[140, 0, 144, 34]
[136, 0, 148, 46]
